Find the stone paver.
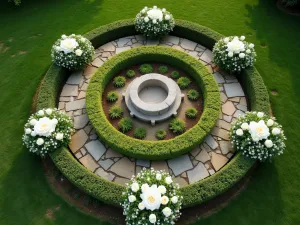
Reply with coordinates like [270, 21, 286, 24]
[65, 99, 86, 111]
[211, 152, 229, 171]
[187, 162, 209, 183]
[69, 129, 88, 153]
[224, 83, 244, 97]
[67, 71, 83, 85]
[79, 155, 99, 172]
[85, 140, 106, 161]
[109, 158, 135, 179]
[59, 35, 248, 185]
[74, 114, 89, 129]
[168, 155, 193, 176]
[195, 149, 210, 163]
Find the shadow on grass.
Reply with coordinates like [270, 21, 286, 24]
[191, 162, 283, 225]
[245, 0, 300, 96]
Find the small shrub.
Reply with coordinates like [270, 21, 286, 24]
[109, 106, 123, 119]
[106, 91, 118, 102]
[134, 127, 147, 139]
[177, 77, 191, 89]
[169, 118, 186, 134]
[187, 89, 200, 101]
[126, 70, 136, 78]
[135, 6, 175, 38]
[155, 129, 167, 140]
[185, 108, 198, 118]
[51, 34, 94, 71]
[158, 65, 168, 74]
[170, 71, 180, 79]
[113, 76, 126, 88]
[139, 64, 153, 74]
[118, 117, 133, 133]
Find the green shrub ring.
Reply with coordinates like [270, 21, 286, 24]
[86, 46, 220, 160]
[36, 19, 270, 208]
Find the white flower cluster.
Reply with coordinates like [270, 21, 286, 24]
[212, 36, 256, 73]
[121, 168, 182, 225]
[135, 6, 175, 38]
[230, 111, 286, 161]
[22, 108, 74, 157]
[51, 34, 94, 71]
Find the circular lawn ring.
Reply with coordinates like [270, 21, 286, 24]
[86, 46, 221, 160]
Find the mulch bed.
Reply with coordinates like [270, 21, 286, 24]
[103, 63, 204, 140]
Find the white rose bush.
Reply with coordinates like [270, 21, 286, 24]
[22, 108, 74, 157]
[230, 111, 286, 161]
[213, 36, 256, 73]
[122, 168, 182, 225]
[51, 34, 94, 70]
[135, 6, 175, 38]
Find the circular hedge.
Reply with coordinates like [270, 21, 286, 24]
[36, 19, 270, 208]
[86, 46, 220, 160]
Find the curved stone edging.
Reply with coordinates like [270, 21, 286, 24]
[58, 35, 248, 186]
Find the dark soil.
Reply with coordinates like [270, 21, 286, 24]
[277, 0, 300, 16]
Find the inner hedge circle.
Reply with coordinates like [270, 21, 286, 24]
[86, 46, 221, 160]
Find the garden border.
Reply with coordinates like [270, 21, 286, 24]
[36, 19, 270, 208]
[86, 46, 220, 160]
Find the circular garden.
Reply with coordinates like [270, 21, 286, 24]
[27, 5, 286, 225]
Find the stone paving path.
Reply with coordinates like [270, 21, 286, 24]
[58, 35, 248, 187]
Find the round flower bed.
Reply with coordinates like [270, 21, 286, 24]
[135, 6, 175, 38]
[51, 34, 94, 70]
[36, 19, 270, 209]
[230, 111, 286, 161]
[213, 36, 256, 73]
[122, 168, 182, 225]
[22, 108, 73, 156]
[86, 46, 220, 160]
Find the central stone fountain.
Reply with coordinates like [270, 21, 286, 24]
[124, 73, 183, 125]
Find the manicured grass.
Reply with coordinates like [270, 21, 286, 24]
[0, 0, 299, 225]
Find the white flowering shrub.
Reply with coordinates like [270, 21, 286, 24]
[22, 108, 74, 157]
[122, 168, 182, 225]
[135, 6, 175, 38]
[51, 34, 94, 71]
[213, 36, 256, 73]
[230, 111, 286, 161]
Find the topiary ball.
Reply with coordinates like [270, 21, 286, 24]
[187, 89, 200, 101]
[155, 129, 167, 140]
[139, 64, 153, 74]
[177, 77, 191, 89]
[118, 117, 133, 133]
[170, 71, 180, 79]
[158, 65, 168, 74]
[106, 91, 119, 102]
[134, 127, 147, 139]
[109, 106, 123, 119]
[169, 118, 186, 134]
[185, 108, 198, 118]
[126, 70, 136, 78]
[113, 76, 126, 88]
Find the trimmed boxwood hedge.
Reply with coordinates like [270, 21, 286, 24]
[36, 19, 270, 208]
[86, 46, 220, 160]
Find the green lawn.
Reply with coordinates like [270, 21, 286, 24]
[0, 0, 299, 224]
